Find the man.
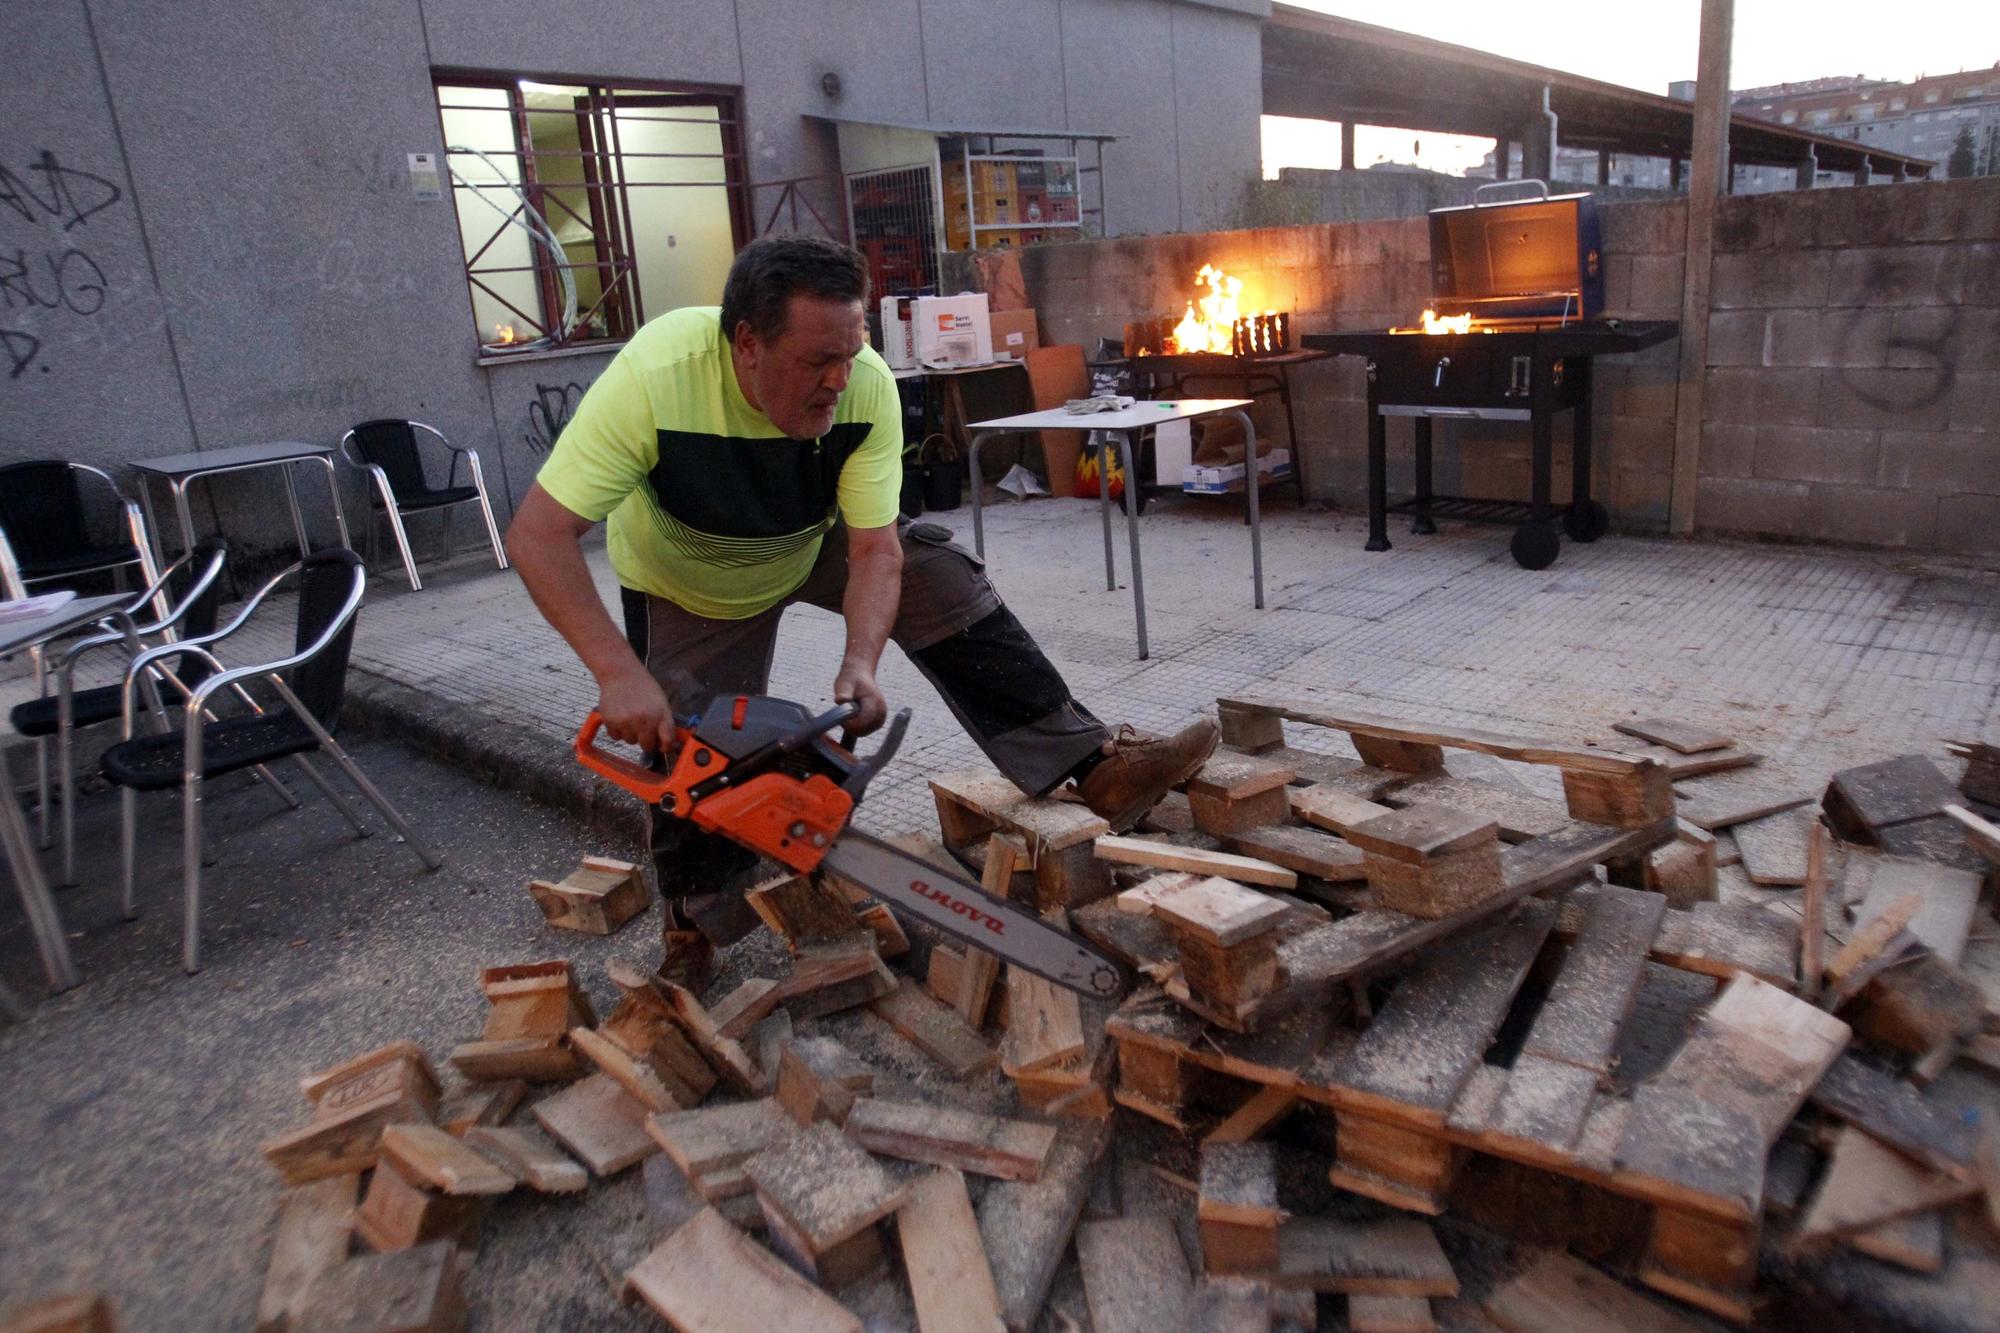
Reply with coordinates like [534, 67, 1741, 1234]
[507, 234, 1216, 981]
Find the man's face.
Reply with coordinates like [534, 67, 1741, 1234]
[731, 294, 867, 440]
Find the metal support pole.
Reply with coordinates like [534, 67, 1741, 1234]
[1339, 121, 1356, 171]
[966, 429, 1000, 559]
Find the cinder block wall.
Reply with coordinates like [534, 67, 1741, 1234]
[953, 175, 1999, 556]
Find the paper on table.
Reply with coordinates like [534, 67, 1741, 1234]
[0, 589, 77, 624]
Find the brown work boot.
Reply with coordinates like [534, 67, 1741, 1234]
[655, 927, 715, 995]
[1074, 718, 1221, 832]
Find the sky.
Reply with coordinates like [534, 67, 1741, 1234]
[1263, 0, 2000, 177]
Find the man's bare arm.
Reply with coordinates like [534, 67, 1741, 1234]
[506, 483, 675, 751]
[831, 521, 902, 734]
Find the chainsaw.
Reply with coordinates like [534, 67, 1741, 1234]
[575, 693, 1130, 1000]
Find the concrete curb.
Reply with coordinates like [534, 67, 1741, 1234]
[342, 668, 646, 844]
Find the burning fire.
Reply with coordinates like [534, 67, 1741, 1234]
[1166, 265, 1284, 355]
[1418, 308, 1474, 335]
[492, 323, 519, 346]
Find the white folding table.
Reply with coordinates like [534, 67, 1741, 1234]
[964, 399, 1261, 660]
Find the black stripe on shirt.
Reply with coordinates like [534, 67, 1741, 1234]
[647, 423, 874, 539]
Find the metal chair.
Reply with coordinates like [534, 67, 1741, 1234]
[339, 419, 507, 591]
[101, 548, 442, 972]
[1, 461, 164, 845]
[9, 539, 311, 887]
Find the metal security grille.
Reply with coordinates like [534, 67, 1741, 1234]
[433, 75, 749, 354]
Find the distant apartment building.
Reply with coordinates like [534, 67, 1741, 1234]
[1731, 64, 2000, 189]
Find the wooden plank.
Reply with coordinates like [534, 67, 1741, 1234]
[1388, 773, 1571, 840]
[1271, 1216, 1459, 1296]
[1614, 718, 1733, 754]
[1824, 891, 1923, 1002]
[1844, 1210, 1946, 1273]
[1613, 743, 1761, 780]
[645, 1099, 793, 1179]
[1521, 884, 1667, 1073]
[378, 1122, 515, 1196]
[845, 1097, 1058, 1181]
[568, 1025, 695, 1114]
[1148, 875, 1289, 945]
[1224, 824, 1367, 881]
[711, 978, 784, 1040]
[292, 1241, 464, 1333]
[1647, 897, 1798, 987]
[1849, 854, 1982, 967]
[1616, 976, 1849, 1219]
[1676, 785, 1813, 833]
[1809, 1052, 1976, 1177]
[531, 1073, 657, 1177]
[1288, 784, 1396, 836]
[1485, 1055, 1600, 1160]
[1078, 1215, 1194, 1333]
[1728, 806, 1813, 885]
[1187, 1277, 1273, 1332]
[1792, 1125, 1980, 1245]
[954, 946, 1001, 1029]
[623, 1207, 860, 1333]
[462, 1126, 586, 1193]
[1327, 901, 1557, 1126]
[744, 1120, 908, 1256]
[255, 1174, 357, 1333]
[1205, 1085, 1298, 1146]
[999, 967, 1085, 1076]
[930, 769, 1110, 852]
[978, 1121, 1111, 1332]
[437, 1079, 525, 1137]
[1346, 804, 1498, 863]
[446, 1035, 582, 1084]
[897, 1169, 1003, 1333]
[870, 976, 996, 1078]
[1220, 697, 1653, 775]
[1347, 1295, 1436, 1332]
[1483, 1251, 1699, 1333]
[1187, 751, 1296, 801]
[1093, 835, 1297, 889]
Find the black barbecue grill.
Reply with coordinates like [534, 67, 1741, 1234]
[1304, 182, 1678, 569]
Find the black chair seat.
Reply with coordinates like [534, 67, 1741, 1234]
[101, 709, 318, 791]
[11, 684, 128, 738]
[21, 543, 143, 581]
[374, 484, 477, 512]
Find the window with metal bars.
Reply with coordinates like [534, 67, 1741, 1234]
[433, 74, 749, 355]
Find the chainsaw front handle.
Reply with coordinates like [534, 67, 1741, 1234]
[575, 710, 676, 804]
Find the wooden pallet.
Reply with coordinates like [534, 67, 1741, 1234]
[930, 770, 1113, 910]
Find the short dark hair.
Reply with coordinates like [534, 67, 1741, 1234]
[719, 235, 870, 343]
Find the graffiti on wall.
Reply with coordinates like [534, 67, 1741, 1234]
[0, 150, 124, 379]
[525, 381, 589, 458]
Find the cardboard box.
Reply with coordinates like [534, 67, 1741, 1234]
[1183, 449, 1293, 494]
[988, 308, 1039, 359]
[878, 296, 916, 370]
[912, 294, 992, 367]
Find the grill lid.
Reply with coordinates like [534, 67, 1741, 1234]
[1427, 180, 1604, 322]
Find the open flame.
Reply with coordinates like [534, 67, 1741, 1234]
[1418, 308, 1474, 335]
[492, 323, 519, 347]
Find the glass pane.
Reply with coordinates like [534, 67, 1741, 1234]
[437, 85, 542, 347]
[520, 86, 610, 340]
[605, 96, 735, 321]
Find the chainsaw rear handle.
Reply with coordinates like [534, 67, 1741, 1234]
[574, 710, 677, 803]
[576, 698, 886, 806]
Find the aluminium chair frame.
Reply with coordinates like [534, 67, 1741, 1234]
[115, 557, 442, 972]
[338, 420, 508, 592]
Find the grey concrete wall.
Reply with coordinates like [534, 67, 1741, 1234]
[954, 175, 2000, 555]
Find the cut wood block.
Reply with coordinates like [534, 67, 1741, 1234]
[744, 872, 862, 949]
[710, 978, 784, 1041]
[954, 946, 1002, 1029]
[1809, 1051, 1976, 1177]
[1206, 1085, 1298, 1146]
[1149, 874, 1289, 946]
[378, 1122, 515, 1195]
[999, 967, 1085, 1076]
[1348, 1295, 1437, 1333]
[531, 1072, 657, 1176]
[1677, 786, 1813, 833]
[783, 936, 897, 1021]
[1388, 772, 1571, 841]
[1823, 754, 1959, 843]
[1189, 750, 1296, 801]
[436, 1079, 524, 1137]
[1616, 975, 1850, 1219]
[353, 1159, 481, 1253]
[1078, 1215, 1195, 1333]
[462, 1125, 586, 1193]
[0, 1294, 118, 1333]
[1288, 784, 1396, 836]
[1522, 884, 1667, 1074]
[857, 902, 910, 958]
[1844, 1209, 1945, 1273]
[1849, 855, 1982, 967]
[646, 1099, 793, 1181]
[623, 1207, 860, 1333]
[1792, 1125, 1980, 1246]
[1345, 804, 1498, 864]
[1225, 825, 1367, 882]
[1272, 1216, 1459, 1296]
[1614, 717, 1733, 754]
[255, 1174, 357, 1333]
[477, 960, 594, 1038]
[446, 1035, 582, 1084]
[845, 1097, 1057, 1181]
[291, 1241, 464, 1333]
[569, 1025, 700, 1113]
[1483, 1251, 1698, 1333]
[262, 1046, 440, 1186]
[1116, 872, 1201, 916]
[930, 768, 1109, 853]
[1189, 784, 1292, 837]
[978, 1121, 1112, 1333]
[925, 944, 965, 1006]
[871, 976, 997, 1077]
[745, 1120, 909, 1274]
[1352, 733, 1447, 774]
[1139, 789, 1198, 834]
[775, 1036, 874, 1127]
[1199, 1141, 1283, 1227]
[1364, 840, 1505, 920]
[1217, 701, 1287, 752]
[1563, 764, 1675, 830]
[898, 1168, 1003, 1333]
[528, 858, 649, 935]
[1094, 835, 1297, 889]
[654, 979, 763, 1096]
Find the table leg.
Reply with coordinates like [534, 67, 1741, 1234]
[1572, 358, 1594, 517]
[0, 745, 79, 993]
[968, 429, 999, 559]
[1228, 410, 1265, 611]
[1277, 366, 1309, 504]
[1530, 371, 1554, 525]
[1366, 400, 1391, 552]
[1413, 417, 1438, 535]
[137, 480, 171, 570]
[317, 456, 353, 550]
[282, 465, 311, 557]
[1095, 435, 1116, 593]
[170, 479, 198, 561]
[1115, 429, 1148, 660]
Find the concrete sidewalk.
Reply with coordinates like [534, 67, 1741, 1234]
[325, 492, 1999, 841]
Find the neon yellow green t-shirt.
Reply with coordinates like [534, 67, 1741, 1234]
[535, 307, 903, 620]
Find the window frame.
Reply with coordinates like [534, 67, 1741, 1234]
[432, 70, 750, 353]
